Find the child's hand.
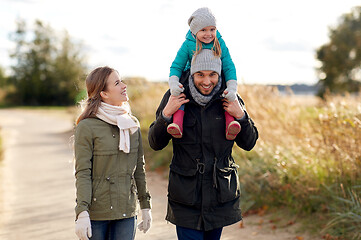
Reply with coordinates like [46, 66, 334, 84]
[169, 76, 185, 96]
[221, 80, 237, 102]
[170, 83, 184, 96]
[222, 89, 237, 102]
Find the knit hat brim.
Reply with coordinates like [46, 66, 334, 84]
[190, 49, 221, 75]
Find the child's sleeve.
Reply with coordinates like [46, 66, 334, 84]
[169, 40, 190, 79]
[219, 38, 237, 82]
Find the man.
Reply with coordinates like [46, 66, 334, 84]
[148, 49, 258, 240]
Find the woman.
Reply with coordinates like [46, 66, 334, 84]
[74, 66, 151, 240]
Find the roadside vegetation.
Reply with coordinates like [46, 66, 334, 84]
[126, 79, 361, 239]
[233, 85, 361, 239]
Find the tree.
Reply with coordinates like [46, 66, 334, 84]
[51, 31, 87, 105]
[0, 65, 8, 104]
[316, 6, 361, 97]
[0, 66, 6, 87]
[8, 19, 87, 105]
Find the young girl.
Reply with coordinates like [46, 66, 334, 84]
[74, 66, 152, 240]
[168, 7, 241, 140]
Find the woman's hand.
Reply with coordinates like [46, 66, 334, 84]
[137, 208, 152, 233]
[163, 93, 189, 118]
[222, 97, 245, 119]
[75, 211, 92, 240]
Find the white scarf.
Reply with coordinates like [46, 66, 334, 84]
[96, 102, 139, 153]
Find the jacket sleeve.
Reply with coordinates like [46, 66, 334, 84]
[148, 91, 172, 150]
[74, 121, 93, 218]
[219, 37, 237, 82]
[234, 95, 258, 151]
[169, 40, 191, 78]
[134, 129, 152, 209]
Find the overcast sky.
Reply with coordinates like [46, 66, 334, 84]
[0, 0, 359, 85]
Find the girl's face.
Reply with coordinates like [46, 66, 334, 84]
[196, 26, 216, 44]
[100, 71, 128, 106]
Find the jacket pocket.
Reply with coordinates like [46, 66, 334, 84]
[90, 178, 111, 211]
[127, 176, 137, 212]
[168, 165, 199, 206]
[216, 165, 240, 203]
[93, 149, 118, 156]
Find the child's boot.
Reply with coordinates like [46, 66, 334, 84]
[167, 109, 185, 138]
[225, 111, 241, 140]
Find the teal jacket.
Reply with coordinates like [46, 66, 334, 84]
[169, 30, 237, 82]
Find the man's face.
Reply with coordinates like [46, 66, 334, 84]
[192, 70, 219, 95]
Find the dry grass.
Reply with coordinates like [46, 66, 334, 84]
[234, 85, 361, 238]
[126, 79, 360, 238]
[124, 78, 173, 171]
[238, 85, 360, 190]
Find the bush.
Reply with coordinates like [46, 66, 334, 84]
[234, 85, 360, 237]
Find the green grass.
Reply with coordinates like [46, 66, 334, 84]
[321, 185, 361, 239]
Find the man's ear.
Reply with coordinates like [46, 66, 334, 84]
[100, 91, 107, 99]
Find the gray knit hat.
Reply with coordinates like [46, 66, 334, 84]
[188, 7, 216, 35]
[190, 49, 222, 76]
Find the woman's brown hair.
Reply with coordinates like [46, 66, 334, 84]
[76, 66, 114, 125]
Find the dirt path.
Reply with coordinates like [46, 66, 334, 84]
[0, 109, 311, 240]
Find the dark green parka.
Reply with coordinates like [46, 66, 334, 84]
[148, 71, 258, 231]
[75, 118, 151, 220]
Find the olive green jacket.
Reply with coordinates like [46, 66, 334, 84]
[74, 117, 151, 220]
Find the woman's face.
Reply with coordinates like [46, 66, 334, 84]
[196, 26, 216, 44]
[101, 71, 128, 106]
